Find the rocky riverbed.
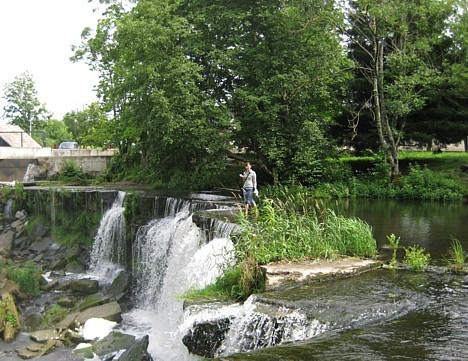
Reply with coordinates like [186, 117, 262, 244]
[0, 208, 152, 360]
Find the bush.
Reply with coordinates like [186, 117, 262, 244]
[6, 262, 41, 297]
[403, 245, 431, 272]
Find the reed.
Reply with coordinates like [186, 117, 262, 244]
[445, 237, 466, 271]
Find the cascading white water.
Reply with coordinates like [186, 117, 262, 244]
[88, 193, 329, 359]
[22, 163, 35, 181]
[216, 297, 328, 356]
[89, 191, 126, 279]
[3, 198, 14, 219]
[122, 199, 235, 361]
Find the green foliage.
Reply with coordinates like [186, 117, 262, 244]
[35, 119, 73, 148]
[50, 160, 87, 184]
[42, 304, 68, 328]
[387, 234, 401, 268]
[444, 237, 466, 272]
[199, 187, 377, 302]
[1, 71, 52, 131]
[5, 261, 41, 297]
[62, 103, 111, 148]
[345, 160, 463, 201]
[233, 189, 377, 264]
[398, 164, 462, 201]
[403, 245, 431, 272]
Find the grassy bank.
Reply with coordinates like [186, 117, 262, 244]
[316, 151, 468, 201]
[185, 189, 378, 302]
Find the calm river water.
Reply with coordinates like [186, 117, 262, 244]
[340, 199, 468, 260]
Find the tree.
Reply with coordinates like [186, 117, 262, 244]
[180, 0, 351, 184]
[404, 6, 468, 150]
[63, 103, 111, 148]
[75, 0, 233, 187]
[35, 119, 73, 148]
[1, 72, 51, 134]
[343, 0, 458, 179]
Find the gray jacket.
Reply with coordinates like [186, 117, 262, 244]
[242, 170, 257, 189]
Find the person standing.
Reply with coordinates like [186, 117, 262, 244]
[239, 162, 258, 216]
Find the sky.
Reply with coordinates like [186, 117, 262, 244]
[0, 0, 101, 120]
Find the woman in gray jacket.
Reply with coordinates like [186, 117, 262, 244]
[239, 162, 258, 216]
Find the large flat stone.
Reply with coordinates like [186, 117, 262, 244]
[76, 301, 122, 324]
[262, 258, 381, 290]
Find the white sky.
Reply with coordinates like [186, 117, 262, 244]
[0, 0, 101, 120]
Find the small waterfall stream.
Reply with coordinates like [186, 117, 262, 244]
[89, 191, 127, 279]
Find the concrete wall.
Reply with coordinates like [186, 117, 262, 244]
[0, 147, 118, 181]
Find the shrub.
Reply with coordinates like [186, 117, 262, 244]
[403, 245, 431, 272]
[6, 262, 41, 297]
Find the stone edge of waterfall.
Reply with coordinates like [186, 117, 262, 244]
[261, 258, 383, 291]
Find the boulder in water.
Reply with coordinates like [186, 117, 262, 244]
[182, 318, 231, 358]
[93, 331, 136, 357]
[118, 335, 153, 361]
[76, 301, 122, 324]
[68, 279, 100, 294]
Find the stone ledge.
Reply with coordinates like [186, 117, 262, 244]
[262, 258, 382, 290]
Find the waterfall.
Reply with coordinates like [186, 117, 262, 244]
[89, 191, 126, 279]
[3, 198, 14, 219]
[215, 297, 328, 356]
[22, 163, 35, 181]
[122, 199, 235, 361]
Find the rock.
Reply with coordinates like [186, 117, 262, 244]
[182, 318, 231, 358]
[93, 331, 135, 357]
[21, 310, 45, 332]
[107, 271, 130, 300]
[29, 237, 54, 254]
[65, 244, 81, 259]
[57, 312, 79, 330]
[14, 222, 27, 238]
[28, 221, 49, 240]
[68, 279, 100, 294]
[118, 335, 153, 361]
[0, 292, 21, 342]
[30, 329, 58, 343]
[47, 257, 67, 271]
[0, 229, 15, 256]
[56, 296, 74, 308]
[65, 262, 86, 274]
[42, 278, 59, 291]
[12, 235, 30, 250]
[79, 292, 112, 311]
[15, 346, 39, 359]
[15, 210, 27, 220]
[74, 343, 95, 359]
[76, 301, 122, 324]
[26, 342, 44, 352]
[66, 329, 84, 344]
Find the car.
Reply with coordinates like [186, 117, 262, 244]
[58, 141, 79, 149]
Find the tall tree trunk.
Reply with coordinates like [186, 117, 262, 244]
[372, 34, 400, 181]
[377, 40, 399, 180]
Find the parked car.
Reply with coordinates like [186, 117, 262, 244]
[58, 142, 79, 149]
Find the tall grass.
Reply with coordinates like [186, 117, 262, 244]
[444, 237, 466, 272]
[184, 186, 377, 302]
[234, 185, 377, 263]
